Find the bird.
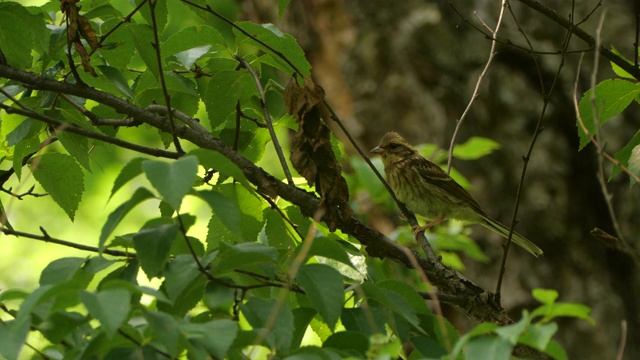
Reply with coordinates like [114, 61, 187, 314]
[371, 131, 543, 257]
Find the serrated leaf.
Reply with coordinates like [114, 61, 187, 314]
[136, 0, 167, 33]
[30, 153, 85, 221]
[99, 187, 156, 252]
[577, 79, 640, 149]
[80, 289, 131, 337]
[142, 155, 198, 210]
[134, 223, 179, 279]
[110, 157, 146, 200]
[296, 263, 343, 330]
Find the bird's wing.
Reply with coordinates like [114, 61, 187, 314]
[412, 156, 486, 215]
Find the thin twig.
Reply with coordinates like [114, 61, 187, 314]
[616, 320, 628, 360]
[496, 0, 576, 297]
[518, 0, 640, 80]
[1, 226, 134, 258]
[148, 0, 184, 154]
[447, 0, 508, 173]
[235, 55, 294, 185]
[586, 10, 626, 242]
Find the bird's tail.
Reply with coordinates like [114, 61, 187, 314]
[480, 216, 543, 257]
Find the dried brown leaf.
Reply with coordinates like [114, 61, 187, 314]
[285, 77, 352, 231]
[78, 15, 99, 50]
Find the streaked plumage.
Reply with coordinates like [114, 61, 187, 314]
[372, 132, 542, 257]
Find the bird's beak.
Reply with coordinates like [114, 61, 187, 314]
[371, 146, 384, 154]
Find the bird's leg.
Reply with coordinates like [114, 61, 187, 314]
[412, 215, 445, 236]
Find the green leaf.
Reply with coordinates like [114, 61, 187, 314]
[189, 148, 251, 189]
[577, 79, 640, 149]
[0, 318, 30, 360]
[30, 153, 85, 221]
[110, 157, 146, 200]
[143, 309, 181, 357]
[234, 22, 311, 76]
[136, 71, 200, 117]
[453, 137, 500, 160]
[341, 307, 386, 337]
[142, 155, 199, 210]
[137, 0, 167, 33]
[99, 187, 156, 251]
[97, 65, 135, 100]
[377, 280, 430, 315]
[198, 184, 265, 246]
[494, 317, 528, 345]
[13, 136, 39, 180]
[304, 235, 356, 269]
[39, 257, 85, 286]
[57, 131, 92, 172]
[199, 69, 256, 128]
[182, 319, 238, 358]
[518, 322, 557, 351]
[531, 303, 595, 325]
[610, 46, 635, 80]
[296, 263, 343, 329]
[134, 223, 179, 279]
[0, 2, 47, 69]
[213, 242, 278, 274]
[97, 18, 136, 69]
[38, 311, 88, 344]
[264, 208, 296, 249]
[360, 282, 422, 333]
[203, 281, 235, 312]
[291, 307, 316, 349]
[532, 288, 558, 305]
[410, 335, 448, 358]
[161, 25, 226, 62]
[610, 129, 640, 182]
[323, 331, 369, 356]
[163, 254, 202, 302]
[543, 339, 568, 360]
[80, 289, 131, 337]
[277, 0, 291, 17]
[240, 297, 294, 351]
[127, 24, 158, 76]
[465, 335, 513, 360]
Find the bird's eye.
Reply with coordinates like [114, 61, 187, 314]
[388, 142, 400, 150]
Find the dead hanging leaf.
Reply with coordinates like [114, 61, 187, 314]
[285, 77, 352, 231]
[60, 0, 98, 77]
